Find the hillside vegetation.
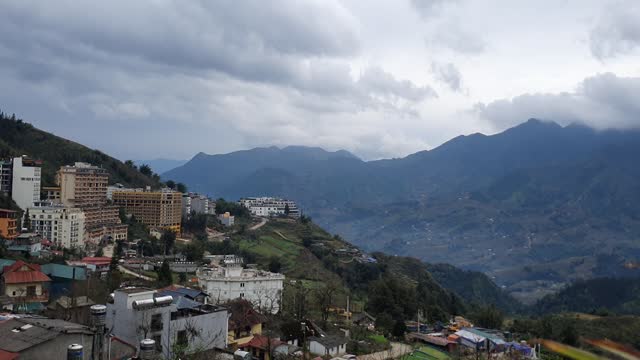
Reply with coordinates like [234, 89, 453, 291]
[228, 218, 518, 319]
[0, 111, 159, 188]
[534, 277, 640, 315]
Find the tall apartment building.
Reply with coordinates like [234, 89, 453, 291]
[10, 156, 42, 211]
[56, 162, 127, 246]
[112, 189, 182, 233]
[0, 209, 17, 240]
[58, 162, 108, 207]
[0, 159, 12, 195]
[28, 206, 86, 249]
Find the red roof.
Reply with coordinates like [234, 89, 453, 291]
[80, 257, 112, 265]
[2, 261, 51, 284]
[239, 335, 282, 350]
[0, 349, 18, 360]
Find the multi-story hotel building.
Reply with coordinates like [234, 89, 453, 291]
[58, 162, 108, 207]
[0, 208, 17, 240]
[112, 188, 182, 233]
[28, 206, 86, 249]
[239, 197, 300, 218]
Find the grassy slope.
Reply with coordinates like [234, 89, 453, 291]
[0, 113, 158, 188]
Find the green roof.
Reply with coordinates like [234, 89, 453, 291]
[41, 263, 87, 280]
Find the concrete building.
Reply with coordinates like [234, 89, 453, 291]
[112, 188, 182, 233]
[0, 317, 97, 360]
[181, 193, 192, 217]
[196, 260, 285, 314]
[42, 186, 61, 203]
[218, 212, 235, 227]
[190, 194, 210, 215]
[0, 159, 12, 195]
[28, 206, 86, 248]
[11, 156, 42, 211]
[58, 162, 109, 207]
[106, 287, 229, 359]
[0, 208, 17, 240]
[239, 197, 300, 218]
[82, 205, 127, 244]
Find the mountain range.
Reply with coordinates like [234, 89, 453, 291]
[164, 119, 640, 301]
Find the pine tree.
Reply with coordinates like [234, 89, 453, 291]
[157, 260, 173, 287]
[22, 209, 31, 231]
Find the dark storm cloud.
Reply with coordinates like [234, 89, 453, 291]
[474, 73, 640, 130]
[590, 2, 640, 59]
[0, 0, 437, 160]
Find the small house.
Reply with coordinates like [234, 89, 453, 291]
[308, 335, 348, 357]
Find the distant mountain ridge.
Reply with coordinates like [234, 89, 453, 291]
[135, 158, 187, 174]
[166, 119, 640, 300]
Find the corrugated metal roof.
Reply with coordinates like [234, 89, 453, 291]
[2, 261, 51, 284]
[0, 319, 58, 353]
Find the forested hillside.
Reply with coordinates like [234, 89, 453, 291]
[535, 277, 640, 315]
[0, 111, 159, 188]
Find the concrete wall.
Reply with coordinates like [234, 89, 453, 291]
[20, 333, 94, 360]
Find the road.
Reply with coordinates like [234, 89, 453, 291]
[118, 265, 154, 281]
[357, 343, 412, 360]
[249, 217, 268, 231]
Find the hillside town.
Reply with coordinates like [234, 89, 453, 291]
[0, 155, 540, 359]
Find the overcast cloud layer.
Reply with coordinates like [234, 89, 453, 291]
[1, 0, 640, 161]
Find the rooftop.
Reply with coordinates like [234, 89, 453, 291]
[0, 318, 92, 353]
[308, 335, 348, 348]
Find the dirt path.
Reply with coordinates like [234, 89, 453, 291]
[249, 217, 268, 230]
[118, 265, 154, 281]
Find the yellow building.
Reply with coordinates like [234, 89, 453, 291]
[0, 208, 17, 240]
[58, 162, 109, 207]
[112, 189, 182, 232]
[227, 299, 266, 347]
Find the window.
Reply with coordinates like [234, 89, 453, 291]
[177, 330, 188, 347]
[151, 313, 163, 331]
[240, 282, 245, 287]
[27, 286, 36, 296]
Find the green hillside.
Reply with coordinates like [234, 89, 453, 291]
[0, 111, 159, 188]
[534, 277, 640, 315]
[226, 218, 520, 322]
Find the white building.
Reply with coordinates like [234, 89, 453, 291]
[29, 206, 86, 249]
[106, 287, 229, 359]
[308, 336, 348, 357]
[196, 260, 285, 314]
[190, 195, 209, 215]
[11, 156, 41, 211]
[239, 197, 300, 218]
[181, 194, 192, 217]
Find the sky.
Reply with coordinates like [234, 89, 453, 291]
[1, 0, 640, 161]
